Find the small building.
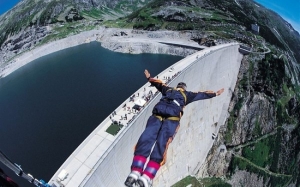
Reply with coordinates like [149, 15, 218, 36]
[251, 23, 260, 34]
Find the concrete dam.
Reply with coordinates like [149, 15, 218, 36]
[49, 43, 243, 187]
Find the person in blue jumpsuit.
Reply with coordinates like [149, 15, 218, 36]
[125, 69, 224, 187]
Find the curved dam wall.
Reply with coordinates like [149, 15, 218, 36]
[49, 43, 243, 187]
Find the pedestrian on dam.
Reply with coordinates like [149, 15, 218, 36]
[125, 69, 224, 187]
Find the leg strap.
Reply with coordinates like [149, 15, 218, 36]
[153, 114, 180, 121]
[131, 155, 147, 173]
[143, 160, 160, 179]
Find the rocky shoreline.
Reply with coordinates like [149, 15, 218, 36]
[0, 27, 201, 78]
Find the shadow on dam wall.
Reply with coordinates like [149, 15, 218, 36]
[54, 43, 243, 187]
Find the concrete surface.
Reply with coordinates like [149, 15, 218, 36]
[49, 43, 243, 187]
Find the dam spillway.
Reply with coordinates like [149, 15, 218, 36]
[49, 43, 243, 187]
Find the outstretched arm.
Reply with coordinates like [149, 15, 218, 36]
[144, 69, 151, 79]
[215, 88, 224, 96]
[186, 88, 225, 104]
[201, 88, 224, 96]
[144, 69, 168, 93]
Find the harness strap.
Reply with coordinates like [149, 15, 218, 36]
[166, 88, 187, 105]
[179, 89, 187, 104]
[153, 115, 180, 121]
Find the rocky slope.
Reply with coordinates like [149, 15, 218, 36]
[0, 28, 201, 78]
[199, 51, 300, 186]
[123, 0, 300, 79]
[0, 0, 153, 63]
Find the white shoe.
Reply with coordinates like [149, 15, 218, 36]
[137, 175, 153, 187]
[124, 171, 141, 187]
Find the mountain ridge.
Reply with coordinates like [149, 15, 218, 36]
[0, 0, 299, 186]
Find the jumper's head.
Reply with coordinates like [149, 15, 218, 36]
[177, 82, 187, 90]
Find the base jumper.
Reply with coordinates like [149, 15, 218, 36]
[125, 69, 224, 187]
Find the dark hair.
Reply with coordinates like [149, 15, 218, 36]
[177, 82, 187, 90]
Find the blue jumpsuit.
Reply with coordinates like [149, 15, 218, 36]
[131, 77, 216, 179]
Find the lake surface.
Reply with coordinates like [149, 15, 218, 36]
[0, 42, 183, 187]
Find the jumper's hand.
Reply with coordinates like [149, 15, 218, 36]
[144, 69, 150, 79]
[216, 88, 224, 96]
[204, 90, 215, 94]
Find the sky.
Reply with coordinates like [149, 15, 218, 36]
[0, 0, 299, 33]
[254, 0, 300, 33]
[0, 0, 20, 16]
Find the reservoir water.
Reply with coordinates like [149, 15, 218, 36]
[0, 42, 183, 187]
